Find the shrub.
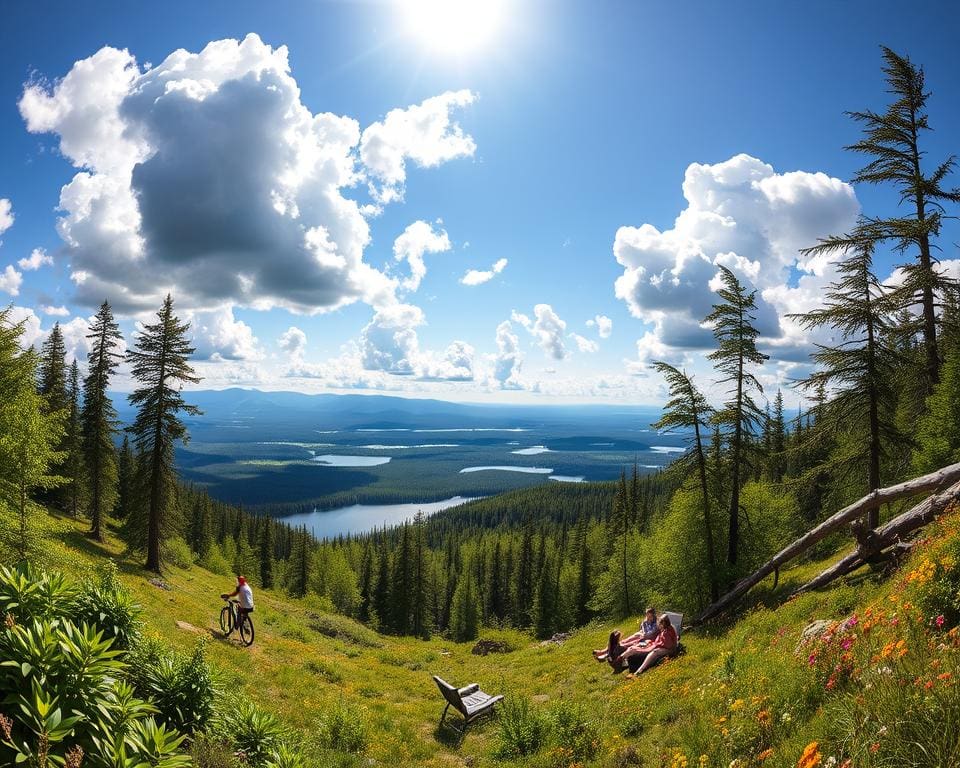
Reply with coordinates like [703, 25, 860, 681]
[165, 536, 195, 569]
[308, 612, 383, 648]
[73, 561, 142, 649]
[127, 636, 216, 734]
[216, 700, 287, 766]
[191, 733, 241, 768]
[493, 695, 549, 759]
[305, 659, 343, 683]
[202, 542, 233, 576]
[0, 562, 77, 621]
[548, 700, 601, 765]
[318, 699, 367, 755]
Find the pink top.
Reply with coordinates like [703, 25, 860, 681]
[650, 625, 677, 652]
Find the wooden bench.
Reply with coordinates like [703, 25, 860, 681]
[432, 676, 503, 735]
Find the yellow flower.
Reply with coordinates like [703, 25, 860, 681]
[730, 698, 745, 712]
[699, 755, 709, 768]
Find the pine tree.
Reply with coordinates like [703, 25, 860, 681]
[82, 301, 124, 541]
[410, 512, 431, 638]
[706, 265, 768, 567]
[0, 310, 67, 558]
[38, 322, 68, 411]
[532, 547, 559, 639]
[513, 517, 535, 627]
[791, 241, 901, 528]
[653, 362, 719, 601]
[126, 295, 200, 571]
[259, 518, 275, 589]
[115, 435, 134, 520]
[372, 538, 391, 630]
[608, 472, 633, 616]
[288, 526, 311, 597]
[64, 361, 85, 518]
[838, 47, 960, 391]
[573, 517, 592, 626]
[769, 389, 787, 483]
[391, 523, 413, 634]
[449, 571, 480, 642]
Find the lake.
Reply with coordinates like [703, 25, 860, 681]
[280, 496, 479, 539]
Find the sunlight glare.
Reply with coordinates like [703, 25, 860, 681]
[401, 0, 505, 54]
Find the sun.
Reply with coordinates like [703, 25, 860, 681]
[400, 0, 505, 54]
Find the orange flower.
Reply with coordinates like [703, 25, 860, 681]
[757, 709, 771, 726]
[758, 748, 774, 761]
[798, 741, 822, 768]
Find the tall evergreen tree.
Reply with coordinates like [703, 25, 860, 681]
[838, 47, 959, 391]
[38, 322, 68, 411]
[126, 295, 200, 571]
[768, 390, 787, 483]
[81, 301, 124, 541]
[64, 360, 85, 518]
[705, 265, 768, 566]
[653, 362, 719, 601]
[259, 518, 275, 589]
[791, 241, 901, 528]
[115, 435, 134, 520]
[391, 523, 413, 634]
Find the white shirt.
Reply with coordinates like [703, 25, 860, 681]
[238, 583, 254, 610]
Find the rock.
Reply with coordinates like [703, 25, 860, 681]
[175, 620, 204, 635]
[796, 619, 833, 653]
[471, 638, 511, 656]
[149, 577, 171, 591]
[539, 632, 572, 647]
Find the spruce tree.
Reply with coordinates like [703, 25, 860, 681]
[839, 47, 960, 391]
[82, 301, 123, 541]
[115, 435, 134, 520]
[391, 523, 413, 634]
[37, 322, 70, 510]
[259, 518, 275, 589]
[573, 517, 592, 626]
[706, 265, 768, 567]
[372, 539, 391, 630]
[449, 571, 480, 642]
[64, 360, 85, 518]
[791, 241, 901, 528]
[126, 295, 201, 571]
[652, 362, 719, 600]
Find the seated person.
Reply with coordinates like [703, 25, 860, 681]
[594, 607, 660, 662]
[624, 614, 679, 675]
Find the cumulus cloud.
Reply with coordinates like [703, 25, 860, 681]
[358, 302, 474, 380]
[18, 248, 53, 271]
[392, 220, 450, 291]
[19, 35, 474, 317]
[613, 153, 859, 366]
[493, 320, 523, 389]
[569, 333, 598, 353]
[512, 304, 569, 360]
[40, 305, 70, 317]
[460, 257, 507, 286]
[188, 308, 262, 361]
[0, 199, 13, 235]
[586, 314, 612, 338]
[360, 89, 476, 204]
[278, 326, 307, 360]
[6, 306, 42, 348]
[0, 266, 22, 296]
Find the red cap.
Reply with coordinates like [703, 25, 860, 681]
[237, 575, 247, 586]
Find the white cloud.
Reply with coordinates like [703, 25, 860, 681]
[360, 89, 477, 204]
[0, 266, 23, 296]
[512, 303, 569, 360]
[493, 320, 523, 389]
[392, 220, 450, 291]
[188, 308, 262, 361]
[19, 35, 473, 317]
[278, 326, 307, 360]
[18, 248, 53, 271]
[461, 257, 507, 286]
[569, 333, 598, 353]
[40, 305, 70, 317]
[6, 306, 42, 348]
[613, 154, 859, 361]
[0, 199, 12, 235]
[586, 314, 612, 338]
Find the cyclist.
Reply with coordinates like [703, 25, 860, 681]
[221, 575, 255, 627]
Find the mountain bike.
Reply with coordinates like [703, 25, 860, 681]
[220, 597, 255, 646]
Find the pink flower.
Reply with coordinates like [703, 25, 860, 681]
[841, 637, 854, 650]
[808, 653, 817, 666]
[935, 615, 945, 628]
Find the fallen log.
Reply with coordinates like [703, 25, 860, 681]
[691, 461, 960, 625]
[793, 477, 960, 594]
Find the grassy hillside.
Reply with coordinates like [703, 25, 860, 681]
[27, 508, 960, 767]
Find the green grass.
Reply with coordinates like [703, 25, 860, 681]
[25, 509, 960, 767]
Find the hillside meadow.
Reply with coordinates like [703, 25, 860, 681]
[13, 504, 959, 768]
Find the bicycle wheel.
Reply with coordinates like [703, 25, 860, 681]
[239, 614, 255, 646]
[220, 605, 234, 636]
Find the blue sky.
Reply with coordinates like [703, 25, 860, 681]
[1, 1, 959, 404]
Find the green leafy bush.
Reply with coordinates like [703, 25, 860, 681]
[493, 695, 549, 759]
[165, 535, 196, 569]
[216, 699, 287, 766]
[74, 561, 142, 649]
[548, 700, 601, 764]
[319, 698, 367, 755]
[127, 635, 216, 734]
[0, 569, 189, 768]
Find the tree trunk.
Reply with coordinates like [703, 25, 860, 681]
[694, 418, 719, 602]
